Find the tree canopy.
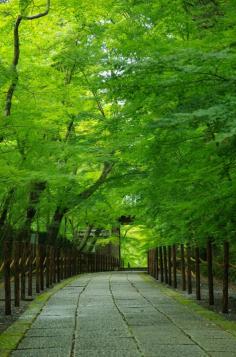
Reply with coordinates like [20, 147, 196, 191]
[0, 0, 235, 259]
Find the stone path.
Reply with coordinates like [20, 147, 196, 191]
[11, 272, 236, 357]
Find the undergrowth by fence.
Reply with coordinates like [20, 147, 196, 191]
[1, 240, 119, 315]
[147, 241, 232, 313]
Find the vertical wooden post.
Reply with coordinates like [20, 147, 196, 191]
[151, 250, 154, 276]
[101, 254, 104, 272]
[74, 249, 77, 275]
[163, 246, 168, 284]
[78, 253, 81, 274]
[207, 240, 214, 305]
[187, 244, 192, 294]
[94, 253, 97, 273]
[4, 240, 12, 315]
[65, 249, 68, 277]
[65, 248, 68, 277]
[105, 255, 107, 272]
[49, 246, 52, 283]
[21, 242, 26, 300]
[36, 243, 40, 293]
[28, 243, 33, 297]
[81, 253, 84, 273]
[70, 248, 73, 276]
[100, 255, 102, 272]
[195, 246, 201, 300]
[159, 246, 164, 282]
[168, 246, 172, 286]
[14, 241, 20, 307]
[50, 246, 54, 282]
[53, 247, 56, 283]
[57, 247, 61, 282]
[69, 248, 72, 276]
[155, 247, 159, 280]
[180, 244, 186, 291]
[149, 250, 152, 276]
[62, 249, 65, 278]
[40, 245, 45, 291]
[172, 244, 177, 289]
[46, 246, 50, 288]
[102, 255, 105, 272]
[222, 241, 229, 313]
[95, 254, 97, 272]
[66, 248, 70, 278]
[108, 255, 110, 271]
[147, 250, 150, 274]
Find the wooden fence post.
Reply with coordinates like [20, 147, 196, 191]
[149, 250, 152, 276]
[222, 241, 229, 313]
[187, 244, 192, 294]
[49, 246, 53, 284]
[163, 246, 168, 284]
[57, 247, 61, 282]
[79, 253, 82, 274]
[4, 240, 12, 315]
[101, 255, 103, 272]
[62, 249, 65, 278]
[159, 246, 164, 282]
[46, 245, 50, 288]
[65, 248, 68, 277]
[207, 240, 214, 305]
[36, 243, 40, 293]
[172, 244, 177, 288]
[100, 254, 103, 272]
[53, 247, 57, 283]
[14, 241, 20, 307]
[40, 245, 45, 291]
[168, 246, 172, 286]
[20, 242, 26, 300]
[28, 243, 33, 297]
[155, 247, 159, 280]
[180, 244, 186, 291]
[152, 249, 155, 277]
[195, 246, 201, 300]
[69, 248, 72, 276]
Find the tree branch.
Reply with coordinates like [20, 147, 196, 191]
[23, 0, 51, 20]
[76, 162, 114, 203]
[4, 0, 51, 117]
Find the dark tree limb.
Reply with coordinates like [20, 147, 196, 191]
[5, 0, 51, 117]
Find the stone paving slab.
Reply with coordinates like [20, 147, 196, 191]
[26, 328, 74, 337]
[74, 336, 137, 350]
[17, 335, 72, 349]
[74, 350, 141, 357]
[11, 347, 71, 357]
[10, 272, 236, 357]
[142, 344, 207, 356]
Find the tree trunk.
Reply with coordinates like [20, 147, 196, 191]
[79, 225, 93, 252]
[46, 207, 68, 244]
[18, 181, 47, 241]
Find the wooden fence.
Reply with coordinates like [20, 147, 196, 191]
[147, 241, 231, 313]
[1, 240, 119, 315]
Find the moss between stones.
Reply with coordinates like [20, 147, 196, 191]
[0, 275, 82, 356]
[141, 273, 236, 336]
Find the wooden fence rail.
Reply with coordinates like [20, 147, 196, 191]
[1, 240, 119, 315]
[147, 241, 231, 314]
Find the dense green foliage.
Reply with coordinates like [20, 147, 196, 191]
[0, 0, 235, 258]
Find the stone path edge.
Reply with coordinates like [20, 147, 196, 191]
[142, 273, 236, 337]
[0, 274, 84, 357]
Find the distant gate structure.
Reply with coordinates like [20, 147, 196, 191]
[77, 229, 110, 239]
